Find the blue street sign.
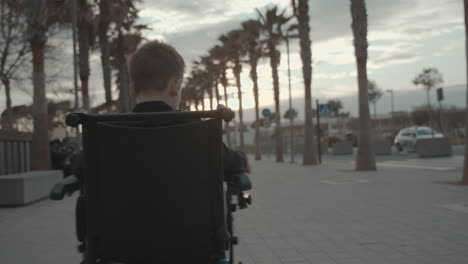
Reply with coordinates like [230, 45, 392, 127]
[319, 104, 333, 117]
[262, 108, 271, 118]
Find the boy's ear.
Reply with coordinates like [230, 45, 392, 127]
[168, 78, 182, 97]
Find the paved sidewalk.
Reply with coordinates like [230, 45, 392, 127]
[1, 156, 467, 264]
[235, 156, 468, 264]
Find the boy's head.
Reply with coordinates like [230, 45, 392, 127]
[128, 40, 185, 109]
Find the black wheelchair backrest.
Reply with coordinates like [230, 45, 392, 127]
[71, 109, 232, 264]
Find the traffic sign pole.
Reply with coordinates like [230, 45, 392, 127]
[437, 88, 444, 133]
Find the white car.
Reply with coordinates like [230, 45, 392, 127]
[394, 126, 444, 152]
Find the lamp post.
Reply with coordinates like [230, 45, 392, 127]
[286, 33, 299, 163]
[70, 0, 81, 144]
[70, 0, 79, 110]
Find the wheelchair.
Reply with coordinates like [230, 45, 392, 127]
[50, 107, 252, 264]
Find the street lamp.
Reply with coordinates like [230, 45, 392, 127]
[285, 33, 299, 163]
[70, 0, 79, 110]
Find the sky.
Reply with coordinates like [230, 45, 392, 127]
[1, 0, 467, 121]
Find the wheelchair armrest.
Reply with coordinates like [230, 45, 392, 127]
[50, 175, 80, 200]
[226, 173, 252, 193]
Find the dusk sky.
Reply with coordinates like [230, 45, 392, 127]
[1, 0, 466, 119]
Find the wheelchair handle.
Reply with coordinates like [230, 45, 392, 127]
[66, 108, 235, 127]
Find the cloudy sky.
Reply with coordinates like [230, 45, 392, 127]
[2, 0, 466, 120]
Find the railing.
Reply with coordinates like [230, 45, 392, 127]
[0, 131, 31, 176]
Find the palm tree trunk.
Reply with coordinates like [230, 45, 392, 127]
[351, 0, 376, 171]
[251, 59, 262, 160]
[31, 45, 50, 169]
[1, 78, 13, 129]
[234, 59, 244, 150]
[462, 0, 468, 184]
[78, 0, 90, 111]
[27, 0, 50, 170]
[208, 90, 213, 110]
[98, 0, 112, 112]
[118, 61, 131, 112]
[268, 43, 284, 162]
[222, 67, 232, 147]
[117, 31, 131, 112]
[374, 102, 377, 120]
[214, 78, 221, 107]
[355, 58, 376, 170]
[297, 0, 317, 165]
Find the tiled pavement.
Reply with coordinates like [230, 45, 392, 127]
[1, 155, 467, 264]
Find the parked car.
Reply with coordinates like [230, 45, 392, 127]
[394, 126, 444, 152]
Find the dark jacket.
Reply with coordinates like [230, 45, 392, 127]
[133, 101, 247, 175]
[73, 101, 247, 180]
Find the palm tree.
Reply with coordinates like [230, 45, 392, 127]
[211, 44, 232, 147]
[26, 0, 50, 169]
[291, 0, 317, 165]
[463, 0, 468, 184]
[206, 51, 223, 108]
[328, 99, 344, 133]
[109, 0, 147, 112]
[327, 99, 343, 117]
[257, 6, 293, 162]
[220, 30, 246, 150]
[181, 74, 196, 110]
[94, 0, 142, 113]
[78, 0, 93, 111]
[182, 67, 209, 111]
[97, 0, 113, 112]
[350, 0, 376, 171]
[194, 56, 216, 110]
[412, 68, 443, 132]
[242, 19, 264, 160]
[367, 80, 383, 120]
[109, 32, 143, 112]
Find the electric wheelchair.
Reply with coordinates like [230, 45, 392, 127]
[50, 107, 252, 264]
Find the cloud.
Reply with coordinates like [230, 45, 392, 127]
[141, 0, 464, 73]
[434, 40, 460, 57]
[314, 71, 357, 80]
[1, 0, 466, 114]
[367, 41, 423, 69]
[370, 51, 421, 69]
[319, 84, 357, 98]
[312, 37, 355, 66]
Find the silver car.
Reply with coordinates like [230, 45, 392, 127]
[394, 126, 444, 152]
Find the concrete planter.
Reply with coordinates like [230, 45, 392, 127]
[319, 142, 329, 155]
[293, 142, 328, 155]
[332, 141, 353, 155]
[374, 138, 392, 155]
[0, 170, 62, 206]
[415, 137, 452, 158]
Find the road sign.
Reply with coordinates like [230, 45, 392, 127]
[319, 104, 333, 117]
[263, 119, 271, 128]
[262, 108, 271, 118]
[437, 88, 444, 101]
